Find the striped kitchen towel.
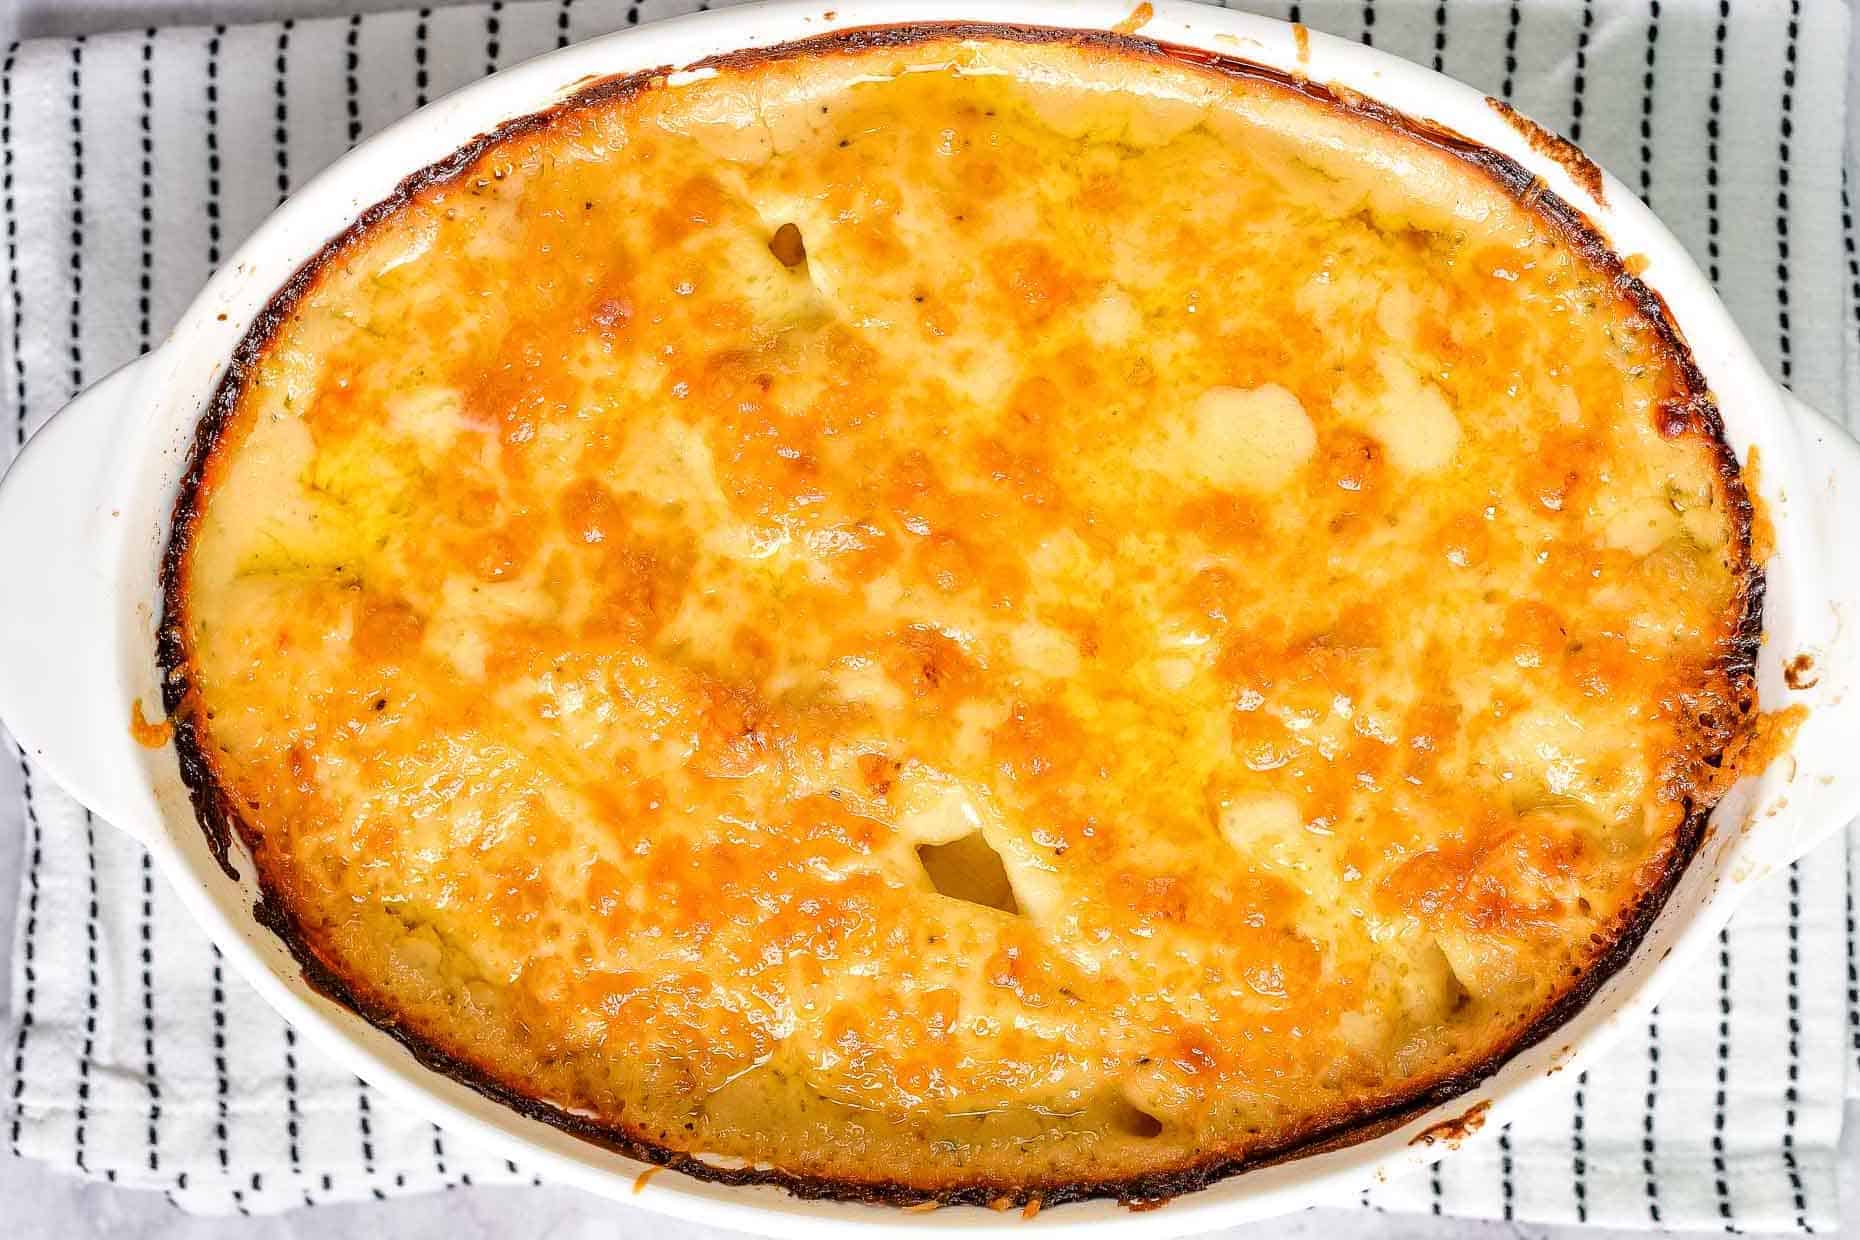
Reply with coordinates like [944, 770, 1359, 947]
[1, 0, 1854, 1226]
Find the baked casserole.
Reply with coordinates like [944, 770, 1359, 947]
[160, 25, 1762, 1207]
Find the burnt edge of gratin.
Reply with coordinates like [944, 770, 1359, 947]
[156, 20, 1765, 1213]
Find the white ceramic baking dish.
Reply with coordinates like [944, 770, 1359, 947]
[2, 1, 1857, 1233]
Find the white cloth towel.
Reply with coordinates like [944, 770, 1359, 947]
[0, 0, 1854, 1226]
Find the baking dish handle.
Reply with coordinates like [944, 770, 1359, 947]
[1757, 389, 1860, 866]
[0, 356, 160, 843]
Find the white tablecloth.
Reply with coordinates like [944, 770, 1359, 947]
[2, 0, 1856, 1229]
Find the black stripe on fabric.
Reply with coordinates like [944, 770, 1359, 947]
[1638, 0, 1659, 204]
[1431, 0, 1446, 71]
[206, 29, 223, 273]
[1569, 0, 1594, 142]
[1784, 865, 1811, 1229]
[1845, 563, 1860, 1075]
[1497, 1126, 1514, 1220]
[1852, 845, 1860, 1075]
[1847, 177, 1860, 379]
[345, 15, 362, 146]
[138, 29, 161, 1175]
[1571, 1070, 1588, 1223]
[415, 9, 431, 109]
[69, 40, 103, 1177]
[75, 793, 99, 1171]
[1360, 0, 1374, 47]
[1500, 0, 1520, 100]
[629, 4, 641, 25]
[274, 22, 291, 204]
[1774, 0, 1798, 392]
[1428, 1162, 1442, 1215]
[284, 1024, 304, 1186]
[1644, 1016, 1662, 1222]
[1, 43, 20, 451]
[215, 941, 235, 1195]
[139, 854, 161, 1171]
[558, 0, 574, 49]
[1705, 0, 1727, 285]
[1773, 6, 1809, 1226]
[2, 50, 36, 1159]
[1713, 928, 1735, 1225]
[64, 38, 83, 402]
[488, 0, 504, 76]
[136, 35, 154, 361]
[6, 743, 39, 1158]
[432, 1122, 449, 1182]
[357, 1081, 386, 1200]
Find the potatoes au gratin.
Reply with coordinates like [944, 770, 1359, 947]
[160, 25, 1762, 1208]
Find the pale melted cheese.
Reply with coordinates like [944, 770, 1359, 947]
[171, 35, 1754, 1197]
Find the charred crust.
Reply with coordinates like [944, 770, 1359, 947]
[1483, 98, 1606, 206]
[155, 20, 1766, 1211]
[1408, 1099, 1490, 1147]
[1784, 653, 1819, 690]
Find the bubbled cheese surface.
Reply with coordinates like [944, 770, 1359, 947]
[170, 34, 1756, 1196]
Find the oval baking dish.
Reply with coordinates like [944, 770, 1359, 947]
[2, 3, 1858, 1235]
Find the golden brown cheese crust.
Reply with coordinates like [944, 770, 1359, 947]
[160, 26, 1760, 1205]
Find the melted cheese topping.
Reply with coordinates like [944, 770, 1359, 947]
[172, 35, 1754, 1195]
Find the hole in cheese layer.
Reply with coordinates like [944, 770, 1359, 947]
[167, 32, 1758, 1199]
[918, 832, 1022, 915]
